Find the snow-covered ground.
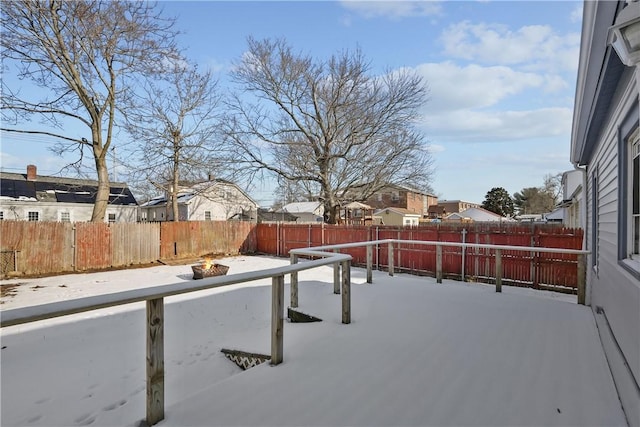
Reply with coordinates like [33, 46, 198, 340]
[0, 256, 626, 426]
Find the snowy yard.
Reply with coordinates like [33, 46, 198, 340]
[0, 256, 626, 426]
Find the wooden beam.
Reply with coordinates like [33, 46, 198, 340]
[366, 244, 373, 284]
[146, 298, 164, 426]
[577, 254, 586, 305]
[333, 249, 340, 294]
[341, 260, 351, 324]
[290, 253, 298, 308]
[271, 275, 284, 365]
[436, 244, 443, 284]
[495, 249, 502, 293]
[388, 242, 394, 276]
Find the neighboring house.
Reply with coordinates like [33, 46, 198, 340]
[571, 1, 640, 424]
[374, 207, 421, 226]
[140, 179, 258, 222]
[364, 185, 437, 218]
[437, 200, 480, 214]
[447, 207, 509, 222]
[560, 169, 584, 228]
[427, 205, 447, 219]
[257, 208, 298, 223]
[279, 201, 324, 223]
[0, 165, 138, 223]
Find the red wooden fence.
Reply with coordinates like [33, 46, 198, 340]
[256, 223, 584, 290]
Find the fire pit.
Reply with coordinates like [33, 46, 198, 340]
[191, 260, 229, 280]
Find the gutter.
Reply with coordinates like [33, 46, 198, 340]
[572, 161, 590, 306]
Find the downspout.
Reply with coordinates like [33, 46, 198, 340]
[572, 161, 590, 306]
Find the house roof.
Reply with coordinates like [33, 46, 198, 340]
[140, 180, 257, 208]
[343, 201, 372, 210]
[571, 0, 626, 165]
[0, 171, 137, 205]
[374, 207, 421, 217]
[281, 201, 322, 214]
[455, 207, 509, 222]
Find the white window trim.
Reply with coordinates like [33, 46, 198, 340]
[626, 129, 639, 270]
[27, 210, 41, 222]
[59, 211, 72, 223]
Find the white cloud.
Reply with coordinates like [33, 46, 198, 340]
[570, 4, 583, 24]
[428, 143, 445, 153]
[423, 107, 572, 143]
[339, 0, 442, 19]
[439, 21, 580, 72]
[416, 62, 544, 112]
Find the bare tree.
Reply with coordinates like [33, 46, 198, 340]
[223, 37, 433, 224]
[124, 61, 225, 221]
[1, 0, 178, 221]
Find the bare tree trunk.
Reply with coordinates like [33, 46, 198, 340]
[92, 147, 110, 222]
[171, 145, 180, 221]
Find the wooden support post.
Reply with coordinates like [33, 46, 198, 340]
[388, 242, 394, 276]
[495, 249, 502, 293]
[146, 298, 165, 426]
[366, 244, 373, 284]
[271, 275, 284, 365]
[290, 253, 299, 308]
[333, 249, 341, 294]
[436, 244, 443, 284]
[577, 254, 586, 305]
[341, 260, 351, 324]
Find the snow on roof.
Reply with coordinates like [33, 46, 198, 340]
[281, 201, 322, 213]
[458, 206, 509, 221]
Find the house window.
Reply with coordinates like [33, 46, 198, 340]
[108, 213, 116, 223]
[60, 212, 71, 222]
[376, 193, 383, 202]
[392, 191, 399, 201]
[28, 211, 39, 221]
[204, 211, 212, 221]
[0, 211, 3, 220]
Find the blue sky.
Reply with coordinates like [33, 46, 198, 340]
[0, 0, 583, 206]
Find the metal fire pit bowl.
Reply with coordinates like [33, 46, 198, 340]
[191, 263, 229, 280]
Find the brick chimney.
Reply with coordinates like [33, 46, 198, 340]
[26, 164, 37, 181]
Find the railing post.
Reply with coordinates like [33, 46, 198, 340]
[436, 244, 443, 284]
[146, 298, 165, 426]
[388, 242, 394, 276]
[366, 244, 373, 284]
[577, 253, 586, 305]
[341, 260, 351, 324]
[271, 275, 284, 365]
[333, 249, 340, 294]
[495, 249, 502, 293]
[290, 253, 299, 308]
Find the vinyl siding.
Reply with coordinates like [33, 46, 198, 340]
[587, 69, 640, 426]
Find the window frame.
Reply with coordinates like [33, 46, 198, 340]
[28, 211, 40, 222]
[107, 213, 116, 223]
[59, 211, 71, 223]
[617, 102, 640, 279]
[204, 211, 212, 221]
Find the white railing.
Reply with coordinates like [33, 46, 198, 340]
[0, 251, 353, 426]
[290, 239, 589, 306]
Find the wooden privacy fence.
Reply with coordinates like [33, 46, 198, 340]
[257, 223, 584, 290]
[0, 220, 257, 276]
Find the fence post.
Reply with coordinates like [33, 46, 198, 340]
[290, 253, 298, 308]
[577, 253, 586, 305]
[366, 244, 373, 284]
[333, 249, 341, 294]
[388, 242, 394, 276]
[436, 244, 443, 283]
[271, 275, 284, 365]
[146, 298, 165, 426]
[341, 260, 351, 324]
[495, 249, 502, 293]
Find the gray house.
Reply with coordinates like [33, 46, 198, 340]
[571, 1, 639, 425]
[0, 165, 138, 223]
